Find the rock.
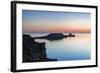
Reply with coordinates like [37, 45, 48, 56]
[33, 33, 68, 41]
[23, 34, 57, 62]
[33, 33, 75, 41]
[46, 33, 67, 40]
[68, 33, 75, 37]
[23, 34, 35, 62]
[31, 42, 47, 61]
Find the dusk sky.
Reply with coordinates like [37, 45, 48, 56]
[22, 10, 91, 33]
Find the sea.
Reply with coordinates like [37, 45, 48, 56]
[23, 32, 91, 61]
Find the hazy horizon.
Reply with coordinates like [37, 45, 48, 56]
[22, 10, 91, 33]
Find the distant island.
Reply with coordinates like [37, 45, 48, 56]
[33, 33, 75, 41]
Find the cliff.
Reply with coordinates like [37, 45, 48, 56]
[23, 34, 57, 62]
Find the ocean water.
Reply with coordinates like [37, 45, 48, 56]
[24, 33, 91, 61]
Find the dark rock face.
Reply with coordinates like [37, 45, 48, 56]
[23, 35, 35, 62]
[23, 34, 57, 62]
[46, 33, 67, 40]
[31, 42, 47, 61]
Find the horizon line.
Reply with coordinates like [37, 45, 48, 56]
[23, 32, 91, 33]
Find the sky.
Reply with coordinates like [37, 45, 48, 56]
[22, 10, 91, 33]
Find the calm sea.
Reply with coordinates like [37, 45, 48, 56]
[23, 33, 91, 61]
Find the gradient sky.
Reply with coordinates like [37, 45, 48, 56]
[22, 10, 91, 33]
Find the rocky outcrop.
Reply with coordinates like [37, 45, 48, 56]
[46, 33, 67, 40]
[33, 33, 75, 41]
[23, 34, 57, 62]
[67, 33, 75, 37]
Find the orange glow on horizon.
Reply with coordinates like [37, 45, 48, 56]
[23, 24, 91, 33]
